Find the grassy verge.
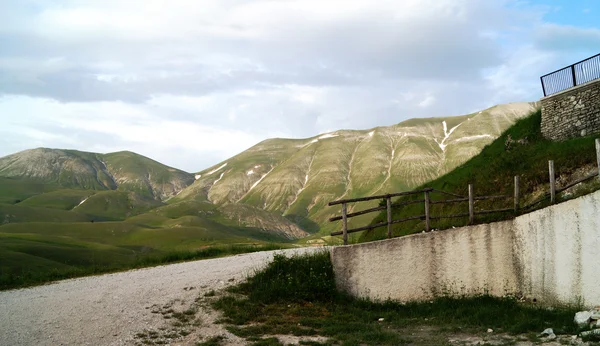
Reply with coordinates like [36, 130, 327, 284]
[210, 252, 581, 345]
[360, 110, 600, 242]
[0, 243, 288, 291]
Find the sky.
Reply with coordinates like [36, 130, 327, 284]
[0, 0, 599, 172]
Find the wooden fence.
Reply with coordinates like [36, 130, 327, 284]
[329, 138, 600, 245]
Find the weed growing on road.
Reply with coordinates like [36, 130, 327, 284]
[137, 299, 201, 345]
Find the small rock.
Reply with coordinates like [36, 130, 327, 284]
[378, 318, 385, 322]
[487, 328, 493, 333]
[572, 335, 578, 339]
[575, 311, 593, 328]
[540, 328, 554, 336]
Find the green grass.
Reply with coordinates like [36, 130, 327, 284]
[0, 242, 289, 290]
[360, 110, 600, 242]
[17, 189, 96, 210]
[212, 252, 581, 345]
[0, 203, 93, 223]
[0, 177, 61, 204]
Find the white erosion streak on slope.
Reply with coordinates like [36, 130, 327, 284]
[436, 121, 463, 151]
[207, 163, 228, 175]
[368, 131, 375, 137]
[194, 174, 201, 180]
[247, 170, 254, 176]
[73, 197, 89, 209]
[340, 138, 365, 198]
[288, 154, 316, 210]
[375, 138, 396, 193]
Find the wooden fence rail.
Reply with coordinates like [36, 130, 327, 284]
[329, 138, 600, 245]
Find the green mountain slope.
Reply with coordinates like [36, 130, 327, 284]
[359, 109, 600, 242]
[175, 102, 538, 235]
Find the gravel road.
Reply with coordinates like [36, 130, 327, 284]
[0, 247, 326, 346]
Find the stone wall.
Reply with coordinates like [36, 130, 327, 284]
[541, 79, 600, 141]
[331, 189, 600, 307]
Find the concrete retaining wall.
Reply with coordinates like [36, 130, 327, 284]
[331, 189, 600, 307]
[541, 79, 600, 141]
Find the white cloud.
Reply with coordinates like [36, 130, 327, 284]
[418, 95, 436, 108]
[0, 0, 598, 171]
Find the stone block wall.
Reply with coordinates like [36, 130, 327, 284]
[541, 79, 600, 141]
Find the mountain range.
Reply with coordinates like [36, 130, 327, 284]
[0, 102, 538, 243]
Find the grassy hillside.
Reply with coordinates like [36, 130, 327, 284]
[0, 177, 60, 204]
[0, 218, 293, 290]
[176, 102, 538, 237]
[357, 110, 600, 242]
[17, 189, 96, 210]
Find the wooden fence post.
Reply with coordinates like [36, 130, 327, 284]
[468, 184, 474, 224]
[424, 191, 430, 232]
[549, 160, 556, 204]
[514, 175, 520, 212]
[596, 139, 600, 180]
[342, 203, 348, 245]
[386, 197, 392, 239]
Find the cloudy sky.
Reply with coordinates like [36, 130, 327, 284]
[0, 0, 599, 172]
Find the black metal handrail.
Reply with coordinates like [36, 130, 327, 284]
[540, 53, 600, 97]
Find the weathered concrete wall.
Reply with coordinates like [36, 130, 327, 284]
[513, 190, 600, 306]
[332, 189, 600, 307]
[541, 79, 600, 141]
[331, 221, 519, 302]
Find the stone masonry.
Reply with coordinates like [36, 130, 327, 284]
[541, 78, 600, 141]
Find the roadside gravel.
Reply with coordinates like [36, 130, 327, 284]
[0, 247, 326, 346]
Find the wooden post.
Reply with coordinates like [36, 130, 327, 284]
[424, 190, 430, 232]
[596, 139, 600, 180]
[342, 203, 348, 245]
[468, 184, 474, 224]
[514, 175, 520, 212]
[549, 160, 556, 204]
[386, 197, 392, 239]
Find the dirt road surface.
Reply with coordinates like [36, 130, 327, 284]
[0, 247, 324, 346]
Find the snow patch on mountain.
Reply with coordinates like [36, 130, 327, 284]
[436, 121, 463, 151]
[454, 134, 494, 142]
[368, 131, 375, 137]
[194, 174, 201, 180]
[73, 197, 89, 209]
[319, 133, 339, 139]
[249, 168, 274, 192]
[207, 163, 227, 175]
[213, 172, 225, 185]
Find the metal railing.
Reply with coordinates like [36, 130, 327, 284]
[541, 53, 600, 97]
